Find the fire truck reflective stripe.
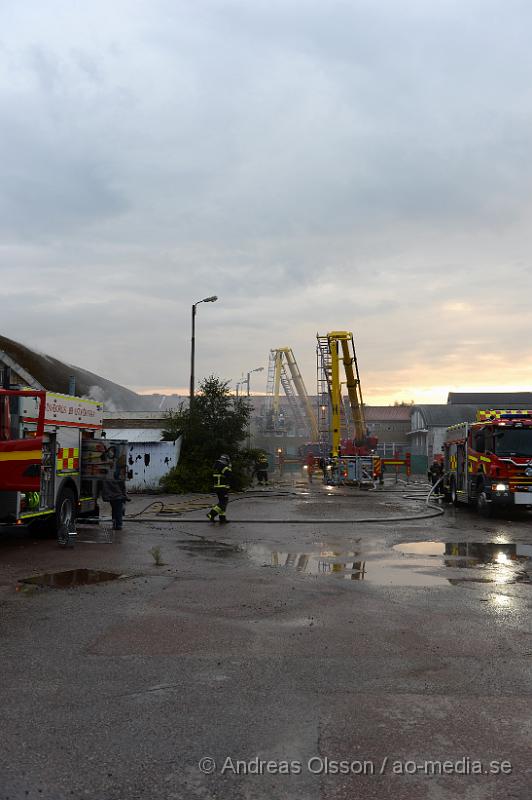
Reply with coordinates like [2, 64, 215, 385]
[0, 450, 42, 461]
[477, 409, 532, 421]
[19, 509, 55, 519]
[24, 418, 102, 429]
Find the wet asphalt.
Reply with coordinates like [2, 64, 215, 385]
[0, 480, 531, 800]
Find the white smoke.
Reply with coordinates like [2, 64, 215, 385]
[84, 384, 119, 413]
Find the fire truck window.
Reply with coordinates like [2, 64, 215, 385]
[484, 432, 494, 453]
[494, 429, 532, 457]
[473, 431, 485, 453]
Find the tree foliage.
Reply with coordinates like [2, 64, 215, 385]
[160, 376, 256, 493]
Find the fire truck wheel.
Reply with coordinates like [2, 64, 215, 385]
[56, 487, 76, 540]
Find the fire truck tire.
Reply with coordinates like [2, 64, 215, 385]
[55, 486, 76, 542]
[450, 477, 459, 506]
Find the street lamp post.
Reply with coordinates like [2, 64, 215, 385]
[244, 367, 264, 397]
[242, 366, 264, 448]
[189, 295, 218, 409]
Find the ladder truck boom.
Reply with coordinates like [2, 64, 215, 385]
[266, 348, 318, 441]
[317, 331, 371, 457]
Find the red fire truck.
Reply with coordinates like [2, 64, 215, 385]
[0, 387, 126, 542]
[443, 409, 532, 515]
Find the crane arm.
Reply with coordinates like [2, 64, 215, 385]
[284, 349, 318, 441]
[339, 336, 366, 443]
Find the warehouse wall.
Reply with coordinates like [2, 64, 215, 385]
[126, 440, 181, 491]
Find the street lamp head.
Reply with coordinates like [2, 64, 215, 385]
[203, 295, 218, 303]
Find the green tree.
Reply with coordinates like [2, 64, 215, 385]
[160, 375, 257, 493]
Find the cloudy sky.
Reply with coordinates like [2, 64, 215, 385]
[2, 0, 532, 403]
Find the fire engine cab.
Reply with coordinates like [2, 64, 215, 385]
[0, 387, 126, 542]
[443, 409, 532, 515]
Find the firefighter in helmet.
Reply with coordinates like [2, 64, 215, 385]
[254, 452, 269, 486]
[428, 458, 444, 494]
[207, 454, 232, 524]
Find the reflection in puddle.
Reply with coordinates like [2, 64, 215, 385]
[244, 545, 448, 586]
[394, 541, 532, 585]
[18, 569, 123, 589]
[244, 541, 532, 587]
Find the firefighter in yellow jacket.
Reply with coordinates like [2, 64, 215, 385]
[207, 454, 232, 524]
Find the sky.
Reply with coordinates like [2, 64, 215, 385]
[1, 0, 532, 404]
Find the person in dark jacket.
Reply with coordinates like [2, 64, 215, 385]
[254, 453, 269, 486]
[100, 478, 128, 530]
[207, 454, 232, 524]
[428, 459, 444, 494]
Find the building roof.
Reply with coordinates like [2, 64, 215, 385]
[411, 404, 479, 429]
[102, 428, 167, 443]
[363, 405, 412, 421]
[0, 334, 151, 411]
[447, 392, 532, 407]
[104, 411, 169, 428]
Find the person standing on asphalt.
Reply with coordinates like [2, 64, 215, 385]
[207, 454, 232, 524]
[255, 452, 269, 486]
[100, 476, 129, 530]
[428, 459, 444, 495]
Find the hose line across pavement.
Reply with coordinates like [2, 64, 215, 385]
[110, 484, 446, 525]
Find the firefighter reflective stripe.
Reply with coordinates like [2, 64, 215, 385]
[449, 455, 457, 470]
[468, 455, 478, 462]
[480, 456, 491, 463]
[57, 447, 79, 472]
[213, 466, 230, 488]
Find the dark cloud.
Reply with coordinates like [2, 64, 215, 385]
[1, 0, 531, 399]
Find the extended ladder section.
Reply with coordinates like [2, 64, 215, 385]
[265, 348, 318, 440]
[316, 331, 367, 457]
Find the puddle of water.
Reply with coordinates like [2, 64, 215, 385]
[177, 540, 241, 559]
[244, 545, 448, 586]
[393, 541, 532, 584]
[394, 541, 532, 563]
[243, 541, 532, 587]
[18, 569, 123, 589]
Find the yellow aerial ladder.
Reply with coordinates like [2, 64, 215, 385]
[265, 348, 318, 441]
[316, 331, 367, 457]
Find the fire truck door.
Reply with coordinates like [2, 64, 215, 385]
[39, 434, 55, 509]
[0, 437, 44, 492]
[456, 444, 466, 491]
[0, 390, 46, 493]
